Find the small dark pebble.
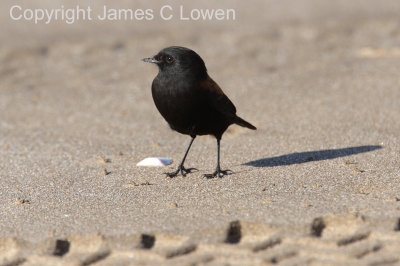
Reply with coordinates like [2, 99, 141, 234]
[104, 169, 111, 175]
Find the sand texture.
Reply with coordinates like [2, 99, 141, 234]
[1, 0, 400, 265]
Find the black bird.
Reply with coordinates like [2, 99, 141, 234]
[143, 46, 256, 178]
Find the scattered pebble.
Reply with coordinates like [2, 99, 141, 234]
[16, 198, 30, 205]
[262, 198, 273, 204]
[126, 181, 153, 187]
[103, 169, 111, 175]
[97, 156, 112, 164]
[166, 202, 178, 209]
[354, 168, 365, 173]
[344, 160, 358, 165]
[103, 157, 112, 163]
[136, 157, 172, 167]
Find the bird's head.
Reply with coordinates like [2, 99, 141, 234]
[142, 46, 207, 79]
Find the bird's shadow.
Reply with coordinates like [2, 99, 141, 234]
[244, 145, 382, 167]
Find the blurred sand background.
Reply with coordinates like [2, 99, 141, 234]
[1, 0, 400, 265]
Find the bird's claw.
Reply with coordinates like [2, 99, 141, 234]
[165, 166, 198, 178]
[204, 169, 233, 179]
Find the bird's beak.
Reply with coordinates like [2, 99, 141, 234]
[142, 57, 160, 64]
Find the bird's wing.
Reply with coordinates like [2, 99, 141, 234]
[199, 76, 237, 116]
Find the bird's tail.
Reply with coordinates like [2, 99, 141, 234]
[234, 116, 257, 130]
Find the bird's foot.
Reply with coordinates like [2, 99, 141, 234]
[165, 166, 198, 178]
[204, 168, 233, 179]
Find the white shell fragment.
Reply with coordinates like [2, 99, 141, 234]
[136, 157, 172, 167]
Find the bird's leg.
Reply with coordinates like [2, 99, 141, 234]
[204, 139, 233, 178]
[165, 136, 198, 178]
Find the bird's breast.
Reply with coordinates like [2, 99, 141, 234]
[151, 75, 201, 132]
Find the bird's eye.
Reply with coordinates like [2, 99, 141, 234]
[166, 55, 174, 63]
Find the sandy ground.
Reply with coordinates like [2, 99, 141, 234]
[1, 0, 400, 265]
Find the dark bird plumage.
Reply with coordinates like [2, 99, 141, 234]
[143, 46, 256, 178]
